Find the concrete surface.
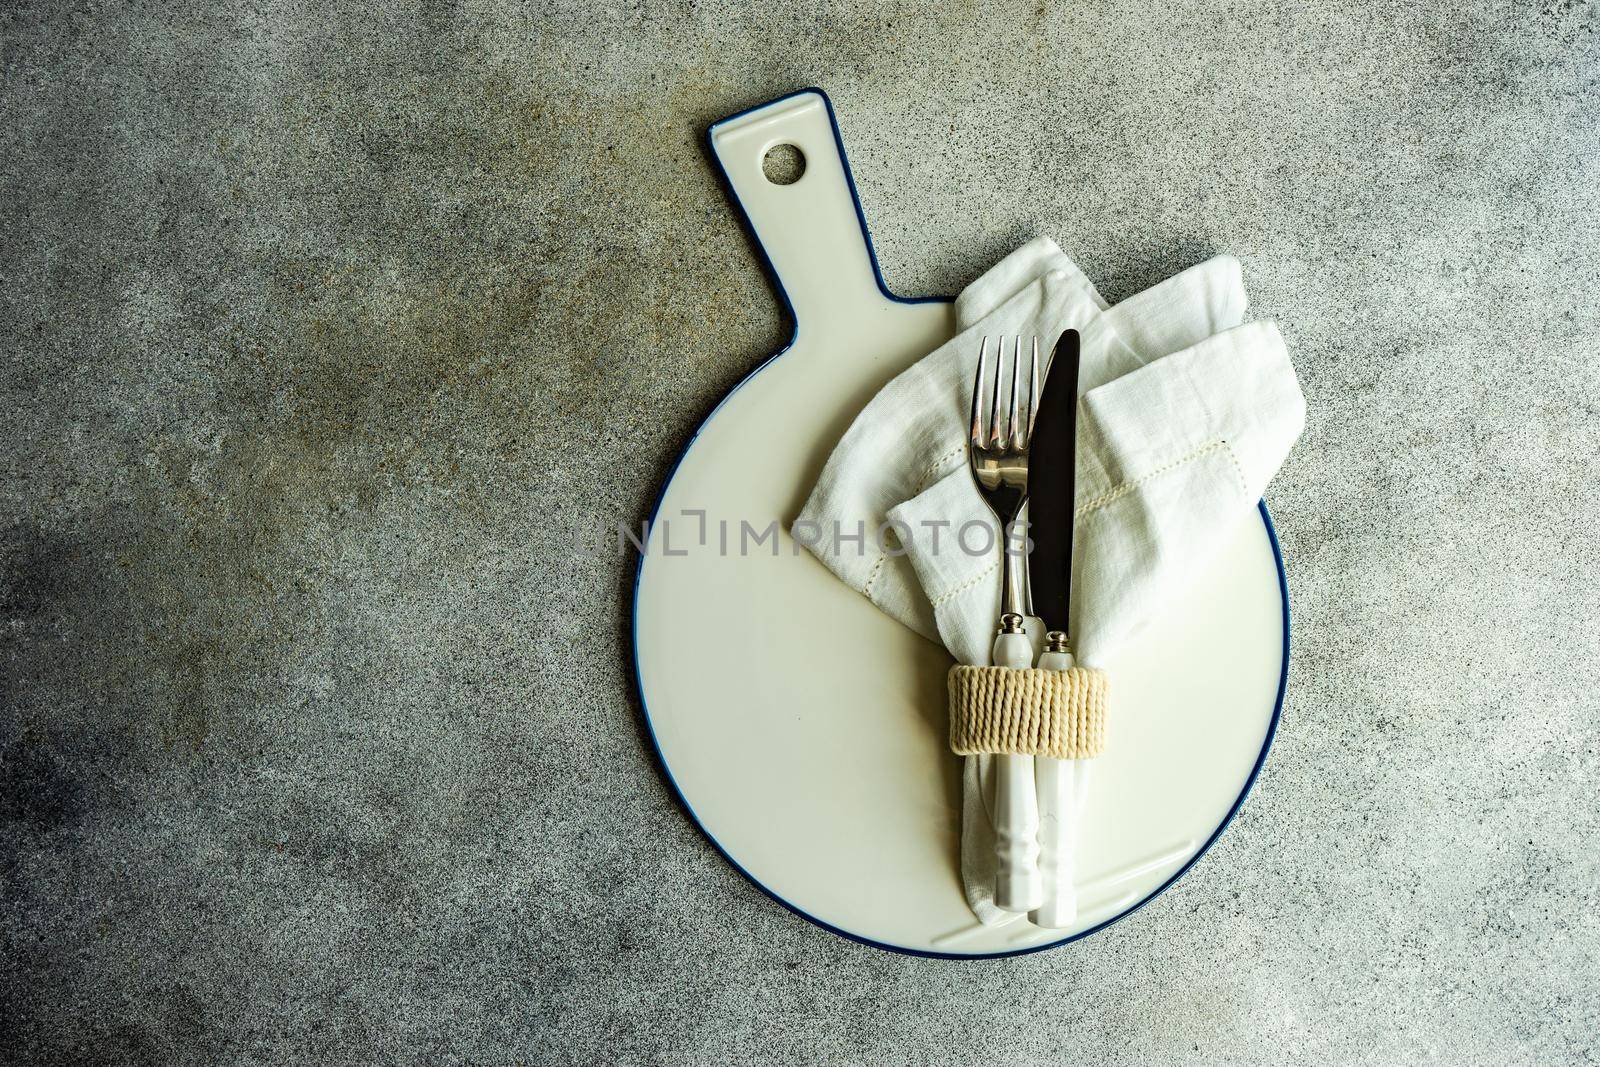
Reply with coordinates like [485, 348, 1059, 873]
[3, 1, 1598, 1063]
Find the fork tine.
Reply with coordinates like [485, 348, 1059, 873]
[1012, 336, 1023, 446]
[971, 336, 990, 448]
[985, 335, 998, 447]
[1011, 335, 1024, 447]
[1024, 336, 1039, 444]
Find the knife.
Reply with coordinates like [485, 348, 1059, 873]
[1027, 328, 1082, 928]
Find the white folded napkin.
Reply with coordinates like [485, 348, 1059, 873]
[795, 237, 1306, 923]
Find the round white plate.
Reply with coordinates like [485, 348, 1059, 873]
[632, 89, 1286, 957]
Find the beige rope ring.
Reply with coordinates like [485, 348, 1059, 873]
[948, 665, 1109, 759]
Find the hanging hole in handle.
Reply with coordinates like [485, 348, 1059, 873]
[762, 143, 806, 186]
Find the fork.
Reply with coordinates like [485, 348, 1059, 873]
[968, 335, 1043, 913]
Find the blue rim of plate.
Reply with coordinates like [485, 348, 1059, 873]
[629, 86, 1289, 959]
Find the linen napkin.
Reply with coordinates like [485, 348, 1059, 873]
[794, 237, 1305, 923]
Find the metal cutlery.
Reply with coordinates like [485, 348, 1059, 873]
[1027, 327, 1083, 928]
[968, 334, 1043, 913]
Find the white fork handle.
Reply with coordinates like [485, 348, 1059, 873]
[1031, 646, 1079, 928]
[991, 629, 1042, 912]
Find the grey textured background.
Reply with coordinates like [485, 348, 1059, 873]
[3, 1, 1598, 1064]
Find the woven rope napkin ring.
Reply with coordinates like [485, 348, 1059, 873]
[947, 664, 1109, 759]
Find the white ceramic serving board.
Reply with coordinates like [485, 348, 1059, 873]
[633, 89, 1286, 957]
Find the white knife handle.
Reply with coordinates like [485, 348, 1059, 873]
[991, 627, 1042, 913]
[1031, 645, 1079, 928]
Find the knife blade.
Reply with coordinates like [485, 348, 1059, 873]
[1028, 328, 1080, 639]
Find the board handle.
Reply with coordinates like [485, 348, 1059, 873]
[709, 89, 889, 334]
